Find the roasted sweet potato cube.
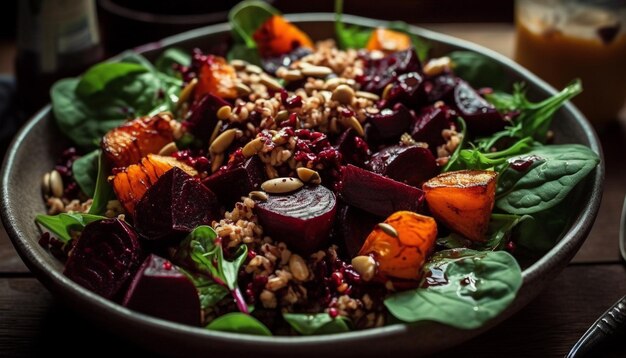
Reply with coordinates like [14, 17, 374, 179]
[422, 170, 497, 242]
[366, 28, 412, 53]
[111, 154, 197, 216]
[358, 211, 437, 282]
[195, 55, 238, 101]
[253, 15, 314, 57]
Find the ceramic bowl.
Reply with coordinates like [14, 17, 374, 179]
[0, 14, 604, 357]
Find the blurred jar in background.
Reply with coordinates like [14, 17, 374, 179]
[514, 0, 626, 126]
[15, 0, 103, 115]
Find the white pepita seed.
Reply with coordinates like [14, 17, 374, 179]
[216, 105, 232, 120]
[211, 153, 224, 173]
[382, 83, 394, 100]
[41, 172, 51, 195]
[230, 59, 247, 70]
[249, 190, 268, 201]
[351, 255, 376, 282]
[261, 177, 304, 194]
[208, 120, 223, 149]
[245, 64, 263, 74]
[236, 83, 252, 96]
[284, 70, 303, 81]
[342, 116, 365, 137]
[50, 170, 64, 198]
[177, 78, 197, 107]
[355, 90, 380, 101]
[331, 84, 355, 105]
[158, 142, 178, 156]
[209, 128, 237, 154]
[289, 254, 309, 281]
[275, 110, 289, 122]
[242, 137, 266, 157]
[296, 167, 321, 185]
[377, 222, 398, 238]
[260, 73, 283, 91]
[301, 65, 333, 78]
[423, 56, 452, 77]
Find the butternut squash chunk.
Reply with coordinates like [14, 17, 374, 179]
[253, 15, 314, 57]
[366, 28, 412, 54]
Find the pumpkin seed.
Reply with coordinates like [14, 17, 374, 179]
[355, 91, 380, 101]
[331, 84, 355, 105]
[275, 110, 289, 122]
[261, 177, 304, 194]
[382, 83, 393, 100]
[50, 170, 64, 198]
[242, 137, 266, 157]
[284, 69, 303, 81]
[211, 153, 224, 173]
[245, 64, 263, 74]
[301, 65, 333, 78]
[423, 56, 451, 77]
[177, 78, 197, 107]
[230, 59, 247, 70]
[209, 128, 238, 154]
[351, 255, 376, 282]
[377, 222, 398, 238]
[249, 190, 268, 201]
[236, 83, 252, 96]
[41, 172, 51, 195]
[158, 142, 178, 156]
[342, 116, 365, 137]
[296, 167, 321, 185]
[216, 105, 232, 120]
[260, 73, 283, 91]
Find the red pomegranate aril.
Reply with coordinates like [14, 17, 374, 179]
[328, 307, 339, 318]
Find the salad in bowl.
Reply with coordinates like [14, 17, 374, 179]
[31, 0, 599, 339]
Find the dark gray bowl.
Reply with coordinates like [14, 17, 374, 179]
[0, 14, 604, 357]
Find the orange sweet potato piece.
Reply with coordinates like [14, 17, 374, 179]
[253, 15, 314, 57]
[366, 28, 412, 53]
[195, 55, 238, 101]
[358, 211, 437, 282]
[111, 154, 197, 215]
[102, 113, 175, 169]
[422, 170, 497, 242]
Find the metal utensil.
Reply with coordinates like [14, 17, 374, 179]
[567, 195, 626, 358]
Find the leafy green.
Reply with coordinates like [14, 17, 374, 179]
[495, 144, 600, 214]
[514, 194, 575, 253]
[478, 214, 526, 251]
[178, 226, 249, 313]
[229, 0, 279, 48]
[449, 51, 507, 91]
[227, 43, 262, 66]
[87, 151, 114, 215]
[478, 80, 582, 150]
[384, 249, 522, 329]
[179, 268, 229, 310]
[72, 149, 99, 197]
[35, 213, 105, 243]
[456, 137, 535, 171]
[206, 313, 272, 336]
[283, 313, 351, 335]
[155, 48, 191, 76]
[76, 62, 148, 97]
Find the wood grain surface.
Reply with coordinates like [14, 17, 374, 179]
[1, 23, 625, 357]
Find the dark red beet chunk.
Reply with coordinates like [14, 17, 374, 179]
[64, 218, 142, 300]
[367, 103, 413, 140]
[255, 186, 337, 254]
[135, 167, 220, 241]
[357, 48, 422, 94]
[383, 72, 426, 109]
[368, 145, 439, 187]
[184, 93, 230, 143]
[122, 254, 201, 326]
[425, 74, 458, 103]
[410, 104, 455, 149]
[452, 80, 507, 136]
[338, 164, 424, 217]
[202, 156, 264, 208]
[261, 47, 312, 75]
[336, 204, 381, 257]
[335, 128, 371, 167]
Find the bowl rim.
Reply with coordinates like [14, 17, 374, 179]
[0, 12, 605, 349]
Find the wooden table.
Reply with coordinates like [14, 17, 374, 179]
[2, 24, 626, 357]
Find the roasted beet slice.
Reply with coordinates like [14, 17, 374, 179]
[184, 93, 230, 144]
[337, 164, 424, 217]
[64, 218, 142, 300]
[357, 48, 422, 94]
[135, 167, 220, 241]
[383, 72, 426, 109]
[451, 80, 507, 136]
[122, 254, 201, 326]
[202, 156, 264, 208]
[255, 185, 337, 254]
[410, 104, 455, 149]
[367, 103, 413, 140]
[336, 204, 381, 257]
[368, 145, 439, 187]
[335, 128, 371, 167]
[425, 74, 458, 103]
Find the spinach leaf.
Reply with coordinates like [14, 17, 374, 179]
[456, 136, 535, 171]
[334, 0, 372, 50]
[178, 226, 249, 313]
[229, 0, 279, 48]
[436, 234, 471, 249]
[88, 151, 114, 215]
[283, 313, 351, 335]
[495, 144, 600, 214]
[206, 313, 272, 336]
[76, 62, 148, 97]
[227, 43, 262, 66]
[179, 268, 229, 310]
[35, 213, 105, 243]
[449, 51, 507, 91]
[478, 214, 526, 251]
[72, 149, 99, 197]
[155, 48, 191, 77]
[384, 249, 522, 329]
[442, 117, 467, 172]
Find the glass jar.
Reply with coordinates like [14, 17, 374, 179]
[514, 0, 626, 126]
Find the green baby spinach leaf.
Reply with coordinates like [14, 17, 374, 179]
[155, 48, 191, 77]
[283, 313, 351, 335]
[76, 62, 148, 97]
[35, 213, 105, 243]
[384, 249, 522, 329]
[227, 43, 262, 66]
[179, 268, 229, 310]
[478, 214, 527, 251]
[229, 0, 279, 48]
[206, 313, 272, 336]
[495, 144, 600, 214]
[449, 51, 507, 91]
[72, 149, 99, 197]
[87, 151, 114, 215]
